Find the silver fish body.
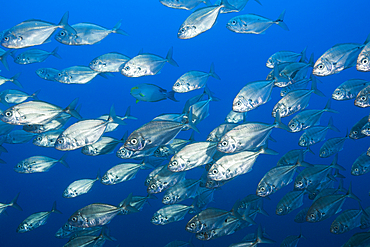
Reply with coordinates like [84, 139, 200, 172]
[147, 168, 186, 194]
[151, 204, 193, 225]
[206, 123, 237, 142]
[33, 129, 64, 147]
[330, 208, 363, 234]
[4, 129, 36, 144]
[349, 115, 368, 139]
[89, 52, 130, 72]
[55, 66, 103, 84]
[298, 117, 339, 147]
[266, 48, 306, 69]
[357, 41, 370, 71]
[0, 89, 39, 105]
[13, 47, 61, 64]
[351, 152, 370, 176]
[63, 175, 99, 198]
[160, 0, 210, 10]
[162, 179, 200, 205]
[36, 68, 59, 81]
[101, 163, 145, 185]
[82, 136, 123, 156]
[355, 84, 370, 107]
[319, 135, 349, 158]
[276, 190, 306, 216]
[332, 79, 370, 101]
[14, 154, 68, 173]
[185, 207, 231, 233]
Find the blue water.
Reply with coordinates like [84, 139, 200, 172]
[0, 0, 369, 246]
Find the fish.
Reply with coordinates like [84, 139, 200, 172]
[277, 148, 312, 167]
[288, 99, 339, 132]
[0, 193, 22, 215]
[351, 151, 370, 176]
[276, 190, 306, 216]
[232, 79, 274, 113]
[121, 47, 178, 77]
[124, 113, 198, 152]
[332, 79, 370, 101]
[294, 207, 309, 223]
[330, 204, 368, 234]
[82, 135, 125, 156]
[167, 141, 218, 172]
[272, 78, 325, 118]
[229, 225, 275, 247]
[68, 193, 138, 228]
[63, 171, 100, 198]
[0, 73, 22, 88]
[349, 115, 368, 139]
[55, 222, 102, 239]
[55, 65, 108, 84]
[4, 129, 36, 144]
[192, 187, 215, 210]
[206, 123, 238, 142]
[0, 98, 81, 125]
[266, 47, 306, 69]
[89, 52, 130, 72]
[342, 232, 370, 247]
[55, 106, 124, 151]
[55, 20, 128, 45]
[98, 106, 137, 133]
[147, 168, 186, 194]
[154, 133, 195, 158]
[313, 34, 370, 76]
[128, 194, 157, 212]
[17, 202, 62, 233]
[116, 145, 157, 160]
[177, 1, 233, 39]
[101, 162, 149, 185]
[355, 84, 370, 107]
[357, 40, 370, 71]
[226, 10, 289, 34]
[160, 0, 211, 10]
[14, 154, 68, 173]
[131, 83, 178, 103]
[225, 111, 247, 123]
[186, 91, 218, 126]
[62, 227, 116, 247]
[216, 0, 262, 13]
[217, 112, 289, 153]
[35, 68, 59, 81]
[280, 231, 305, 247]
[0, 89, 39, 106]
[1, 12, 76, 49]
[32, 129, 62, 149]
[151, 204, 194, 225]
[298, 117, 340, 147]
[12, 47, 61, 64]
[196, 216, 246, 241]
[162, 179, 200, 205]
[306, 183, 360, 223]
[23, 111, 76, 134]
[172, 63, 220, 93]
[208, 147, 278, 181]
[278, 53, 313, 82]
[319, 132, 349, 158]
[280, 75, 312, 97]
[0, 48, 11, 70]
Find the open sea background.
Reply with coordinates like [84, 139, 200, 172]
[0, 0, 369, 246]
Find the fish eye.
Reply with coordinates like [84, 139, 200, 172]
[119, 149, 126, 154]
[361, 96, 367, 101]
[130, 138, 137, 145]
[278, 208, 283, 212]
[231, 20, 237, 25]
[354, 168, 359, 172]
[180, 28, 185, 33]
[190, 223, 195, 228]
[175, 82, 180, 87]
[310, 214, 315, 219]
[150, 184, 156, 189]
[353, 131, 358, 134]
[259, 187, 265, 191]
[93, 61, 97, 65]
[4, 111, 12, 117]
[318, 64, 324, 69]
[17, 164, 21, 168]
[3, 37, 9, 41]
[39, 69, 44, 73]
[58, 139, 63, 144]
[171, 160, 178, 166]
[290, 123, 296, 127]
[17, 56, 20, 60]
[336, 91, 340, 95]
[236, 101, 241, 106]
[212, 169, 218, 174]
[362, 58, 368, 64]
[60, 31, 66, 36]
[71, 217, 77, 222]
[37, 136, 42, 141]
[165, 196, 169, 200]
[221, 141, 228, 147]
[18, 36, 23, 41]
[124, 66, 130, 71]
[298, 181, 303, 185]
[20, 226, 24, 229]
[58, 73, 62, 77]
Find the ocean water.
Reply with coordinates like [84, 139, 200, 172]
[0, 0, 369, 246]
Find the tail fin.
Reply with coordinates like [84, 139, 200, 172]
[51, 47, 62, 59]
[308, 53, 315, 67]
[165, 47, 179, 67]
[64, 98, 83, 120]
[51, 201, 62, 214]
[11, 73, 22, 88]
[329, 154, 345, 171]
[300, 47, 307, 62]
[123, 106, 138, 120]
[108, 105, 126, 125]
[58, 12, 77, 35]
[185, 107, 200, 133]
[274, 111, 291, 132]
[30, 90, 40, 100]
[256, 225, 276, 244]
[327, 117, 340, 132]
[100, 226, 117, 241]
[9, 193, 22, 211]
[119, 193, 140, 213]
[0, 49, 11, 71]
[346, 182, 361, 202]
[166, 90, 179, 102]
[275, 10, 289, 31]
[209, 63, 221, 80]
[112, 20, 128, 36]
[96, 170, 101, 181]
[311, 76, 325, 97]
[58, 153, 69, 168]
[323, 99, 339, 114]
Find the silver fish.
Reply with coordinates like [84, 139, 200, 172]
[355, 84, 370, 107]
[151, 204, 194, 225]
[0, 98, 81, 125]
[162, 179, 200, 205]
[173, 63, 220, 93]
[276, 190, 306, 216]
[0, 73, 22, 88]
[0, 89, 39, 107]
[330, 206, 367, 234]
[277, 148, 312, 167]
[101, 162, 148, 185]
[206, 123, 237, 142]
[4, 129, 36, 144]
[313, 35, 370, 76]
[280, 76, 312, 97]
[280, 232, 305, 247]
[266, 47, 306, 69]
[357, 41, 370, 71]
[121, 47, 178, 77]
[147, 167, 186, 194]
[17, 202, 62, 233]
[0, 193, 22, 215]
[332, 79, 370, 101]
[68, 193, 138, 228]
[33, 129, 64, 147]
[154, 134, 194, 158]
[319, 133, 349, 158]
[63, 227, 115, 247]
[12, 47, 61, 64]
[342, 232, 370, 247]
[217, 112, 289, 153]
[225, 111, 247, 123]
[288, 99, 338, 132]
[82, 135, 124, 156]
[1, 12, 76, 49]
[63, 172, 100, 198]
[233, 79, 274, 113]
[160, 0, 211, 10]
[89, 52, 130, 72]
[14, 154, 68, 173]
[55, 20, 128, 45]
[226, 10, 289, 34]
[23, 111, 75, 134]
[351, 152, 370, 176]
[177, 1, 231, 39]
[349, 115, 368, 139]
[55, 66, 107, 84]
[168, 141, 217, 172]
[35, 68, 59, 81]
[298, 117, 340, 147]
